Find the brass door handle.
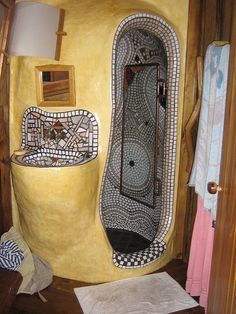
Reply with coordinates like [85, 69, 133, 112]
[207, 182, 222, 194]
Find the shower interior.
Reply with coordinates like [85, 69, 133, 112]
[107, 61, 167, 254]
[100, 23, 173, 265]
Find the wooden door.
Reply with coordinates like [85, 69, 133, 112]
[176, 0, 233, 261]
[207, 2, 236, 312]
[177, 0, 235, 312]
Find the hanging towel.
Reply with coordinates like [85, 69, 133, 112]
[0, 239, 24, 271]
[186, 197, 215, 308]
[189, 43, 230, 219]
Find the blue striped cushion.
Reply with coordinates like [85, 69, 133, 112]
[0, 240, 24, 271]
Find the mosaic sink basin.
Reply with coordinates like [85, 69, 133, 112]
[12, 148, 93, 167]
[11, 107, 98, 167]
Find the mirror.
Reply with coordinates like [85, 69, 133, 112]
[121, 63, 165, 208]
[35, 64, 76, 107]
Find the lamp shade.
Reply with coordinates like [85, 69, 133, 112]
[8, 2, 62, 59]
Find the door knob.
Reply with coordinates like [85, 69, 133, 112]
[207, 182, 222, 194]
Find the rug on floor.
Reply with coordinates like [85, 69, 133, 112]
[74, 272, 198, 314]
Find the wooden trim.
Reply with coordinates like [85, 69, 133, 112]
[220, 0, 233, 40]
[0, 0, 15, 235]
[174, 0, 203, 259]
[201, 0, 221, 54]
[0, 0, 14, 77]
[55, 9, 66, 61]
[184, 56, 203, 173]
[0, 58, 11, 234]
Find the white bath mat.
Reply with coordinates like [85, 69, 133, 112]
[74, 272, 198, 314]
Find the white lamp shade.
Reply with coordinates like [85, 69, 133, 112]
[8, 2, 60, 59]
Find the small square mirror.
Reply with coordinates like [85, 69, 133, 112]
[35, 64, 76, 107]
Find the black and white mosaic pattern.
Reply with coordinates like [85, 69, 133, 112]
[113, 239, 166, 268]
[13, 107, 98, 167]
[100, 13, 180, 268]
[121, 64, 159, 208]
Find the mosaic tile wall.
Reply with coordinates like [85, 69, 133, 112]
[121, 64, 165, 208]
[14, 107, 98, 167]
[102, 30, 167, 240]
[100, 13, 180, 268]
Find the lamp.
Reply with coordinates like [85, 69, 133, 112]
[8, 2, 66, 60]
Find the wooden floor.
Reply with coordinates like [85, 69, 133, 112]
[10, 259, 204, 314]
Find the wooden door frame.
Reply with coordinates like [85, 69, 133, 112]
[0, 0, 14, 76]
[0, 0, 15, 235]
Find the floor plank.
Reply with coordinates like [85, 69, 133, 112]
[10, 259, 204, 314]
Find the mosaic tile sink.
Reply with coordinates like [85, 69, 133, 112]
[12, 107, 98, 167]
[13, 148, 92, 167]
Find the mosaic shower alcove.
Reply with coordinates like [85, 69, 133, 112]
[100, 13, 180, 268]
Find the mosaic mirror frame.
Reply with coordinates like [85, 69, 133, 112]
[35, 64, 76, 107]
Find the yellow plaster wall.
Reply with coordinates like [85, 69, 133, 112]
[10, 0, 189, 282]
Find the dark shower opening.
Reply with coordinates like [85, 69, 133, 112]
[106, 228, 152, 253]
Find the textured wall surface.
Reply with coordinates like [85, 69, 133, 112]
[10, 0, 189, 282]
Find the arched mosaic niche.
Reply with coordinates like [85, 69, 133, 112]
[100, 13, 180, 268]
